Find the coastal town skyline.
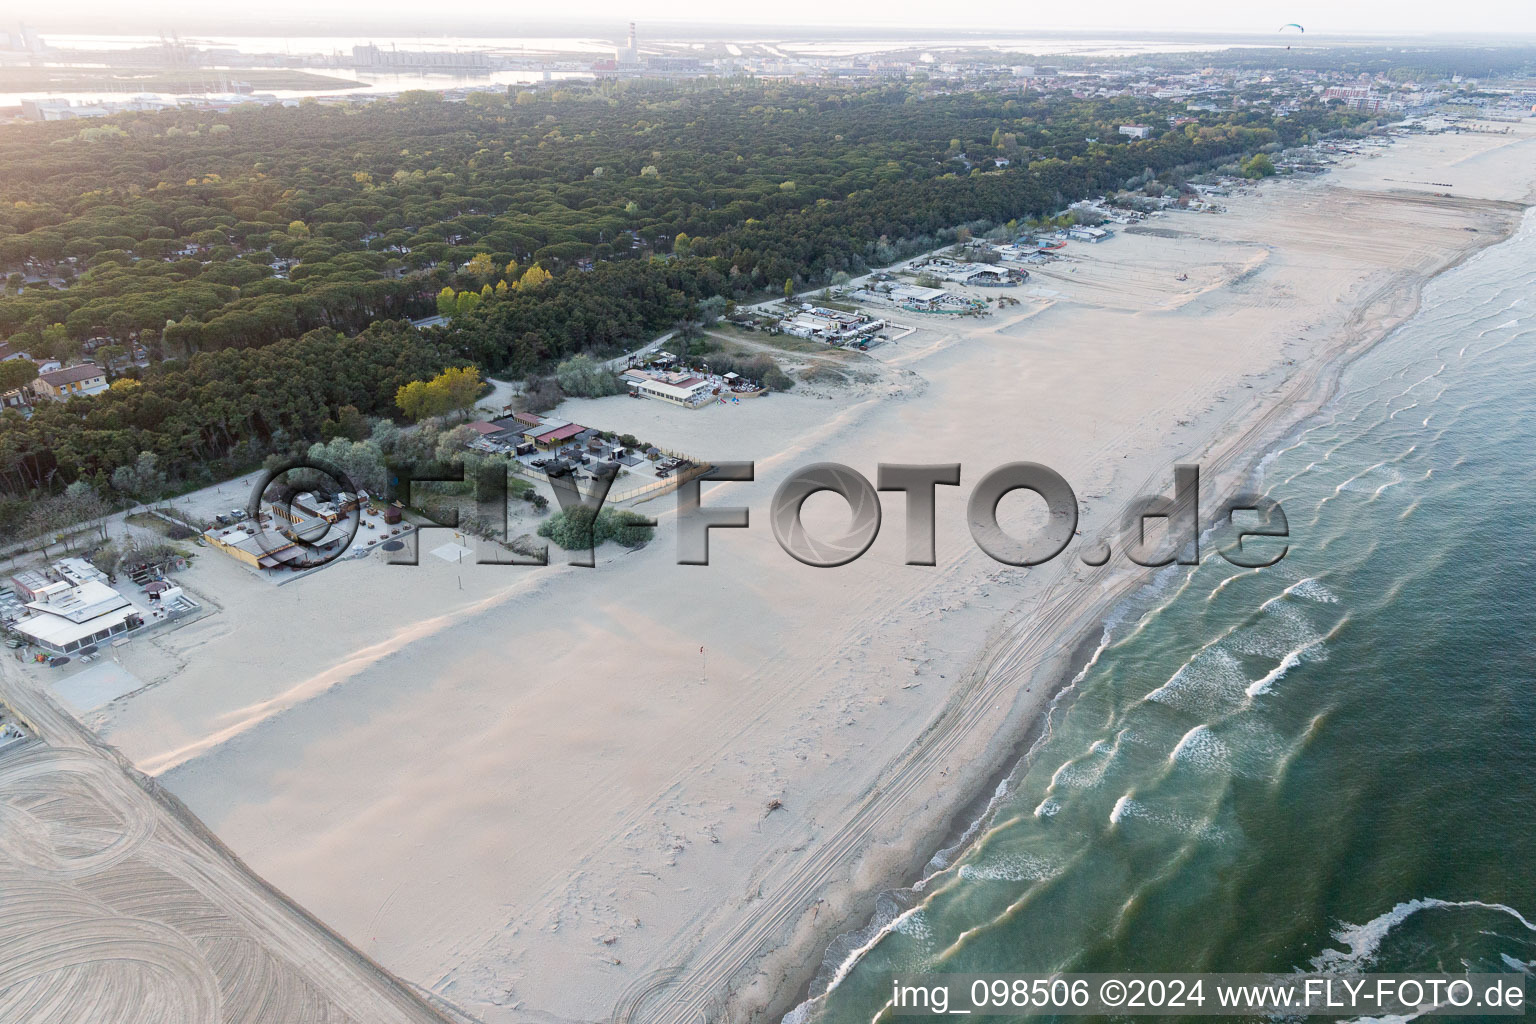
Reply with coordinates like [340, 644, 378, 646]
[12, 5, 1536, 38]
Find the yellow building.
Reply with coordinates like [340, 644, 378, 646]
[34, 363, 108, 400]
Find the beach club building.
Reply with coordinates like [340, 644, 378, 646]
[268, 490, 362, 528]
[203, 519, 353, 570]
[1068, 225, 1110, 243]
[203, 521, 303, 570]
[890, 284, 953, 309]
[204, 492, 360, 570]
[780, 305, 887, 343]
[9, 558, 143, 654]
[521, 418, 588, 448]
[620, 368, 713, 406]
[915, 258, 1026, 287]
[463, 421, 506, 442]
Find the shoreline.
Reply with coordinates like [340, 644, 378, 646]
[761, 189, 1536, 1024]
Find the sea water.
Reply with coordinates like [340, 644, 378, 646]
[797, 210, 1536, 1021]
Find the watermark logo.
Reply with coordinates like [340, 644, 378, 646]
[244, 459, 362, 569]
[246, 459, 1287, 572]
[682, 461, 1284, 570]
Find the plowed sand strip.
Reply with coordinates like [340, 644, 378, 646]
[0, 677, 455, 1024]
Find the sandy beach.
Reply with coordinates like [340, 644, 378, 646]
[26, 120, 1536, 1024]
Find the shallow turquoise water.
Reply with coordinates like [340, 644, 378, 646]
[799, 211, 1536, 1022]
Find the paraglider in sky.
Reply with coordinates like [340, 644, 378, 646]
[1279, 23, 1304, 49]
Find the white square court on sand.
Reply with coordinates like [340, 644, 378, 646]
[430, 541, 475, 564]
[52, 660, 148, 714]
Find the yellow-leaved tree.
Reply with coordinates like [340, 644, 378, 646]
[395, 366, 484, 422]
[463, 252, 497, 281]
[517, 265, 553, 291]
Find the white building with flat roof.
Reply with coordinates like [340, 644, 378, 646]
[890, 284, 952, 307]
[621, 368, 713, 406]
[9, 558, 143, 654]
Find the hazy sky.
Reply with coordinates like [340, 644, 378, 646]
[32, 0, 1536, 37]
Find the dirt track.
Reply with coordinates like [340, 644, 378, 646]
[0, 662, 456, 1024]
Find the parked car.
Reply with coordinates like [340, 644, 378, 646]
[47, 656, 69, 667]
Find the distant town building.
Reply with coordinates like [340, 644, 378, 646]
[0, 23, 45, 54]
[647, 56, 701, 72]
[1118, 124, 1152, 139]
[615, 22, 640, 65]
[350, 43, 489, 70]
[21, 98, 110, 121]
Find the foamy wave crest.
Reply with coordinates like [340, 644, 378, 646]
[782, 1001, 813, 1024]
[958, 853, 1058, 883]
[893, 908, 934, 943]
[1287, 577, 1339, 604]
[1108, 797, 1227, 841]
[1498, 953, 1536, 972]
[1242, 604, 1348, 697]
[1234, 603, 1330, 662]
[1047, 731, 1136, 791]
[800, 893, 934, 1013]
[1145, 647, 1249, 715]
[1167, 725, 1232, 774]
[1206, 567, 1260, 603]
[1310, 898, 1536, 973]
[1339, 463, 1402, 494]
[1488, 317, 1527, 334]
[1245, 642, 1313, 698]
[927, 774, 1014, 873]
